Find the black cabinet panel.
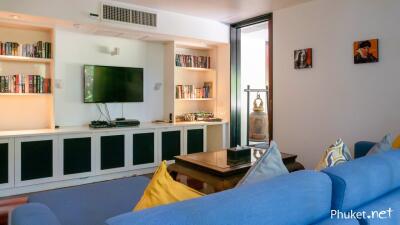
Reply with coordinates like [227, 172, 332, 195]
[133, 133, 154, 165]
[162, 131, 181, 160]
[101, 135, 125, 170]
[64, 137, 91, 175]
[0, 143, 8, 184]
[21, 140, 53, 181]
[187, 129, 204, 154]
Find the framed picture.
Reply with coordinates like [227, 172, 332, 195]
[354, 39, 379, 64]
[294, 48, 312, 69]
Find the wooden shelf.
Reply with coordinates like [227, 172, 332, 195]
[175, 98, 214, 101]
[0, 93, 51, 96]
[0, 22, 55, 131]
[176, 66, 215, 72]
[0, 55, 52, 63]
[164, 42, 221, 124]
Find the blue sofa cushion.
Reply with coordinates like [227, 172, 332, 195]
[322, 151, 400, 211]
[106, 170, 332, 225]
[28, 176, 149, 225]
[11, 203, 61, 225]
[355, 187, 400, 225]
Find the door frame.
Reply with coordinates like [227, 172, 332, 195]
[230, 13, 273, 147]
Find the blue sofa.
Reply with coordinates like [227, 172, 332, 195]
[323, 144, 400, 225]
[11, 148, 400, 225]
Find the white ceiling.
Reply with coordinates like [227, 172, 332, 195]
[115, 0, 312, 24]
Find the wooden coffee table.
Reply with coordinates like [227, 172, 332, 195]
[168, 149, 304, 194]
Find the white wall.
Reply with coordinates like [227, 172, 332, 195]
[54, 29, 164, 126]
[273, 0, 400, 169]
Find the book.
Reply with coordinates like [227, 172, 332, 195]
[20, 41, 52, 58]
[175, 54, 211, 69]
[0, 41, 52, 95]
[0, 74, 51, 94]
[175, 82, 212, 99]
[0, 42, 19, 56]
[0, 40, 51, 58]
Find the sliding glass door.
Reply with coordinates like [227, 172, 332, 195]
[230, 14, 272, 147]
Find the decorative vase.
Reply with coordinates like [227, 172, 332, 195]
[249, 93, 268, 142]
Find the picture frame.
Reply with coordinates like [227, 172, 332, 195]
[294, 48, 312, 69]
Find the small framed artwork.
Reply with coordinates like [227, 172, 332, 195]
[354, 39, 379, 64]
[294, 48, 312, 69]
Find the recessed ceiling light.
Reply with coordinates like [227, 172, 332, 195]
[10, 15, 20, 19]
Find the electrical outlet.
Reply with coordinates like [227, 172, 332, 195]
[55, 79, 62, 89]
[154, 82, 162, 90]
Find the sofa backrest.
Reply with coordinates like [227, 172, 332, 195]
[323, 150, 400, 211]
[11, 203, 62, 225]
[106, 170, 332, 225]
[28, 176, 150, 225]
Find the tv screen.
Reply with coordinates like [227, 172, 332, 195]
[84, 65, 143, 103]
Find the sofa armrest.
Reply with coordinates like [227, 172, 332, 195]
[11, 203, 61, 225]
[354, 141, 376, 158]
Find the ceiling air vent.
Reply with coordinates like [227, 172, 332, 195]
[102, 3, 157, 27]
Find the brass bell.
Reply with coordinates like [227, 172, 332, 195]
[249, 93, 268, 142]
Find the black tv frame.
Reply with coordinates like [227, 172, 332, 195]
[83, 65, 144, 103]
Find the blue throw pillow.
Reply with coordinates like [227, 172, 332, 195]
[367, 133, 394, 155]
[236, 141, 289, 187]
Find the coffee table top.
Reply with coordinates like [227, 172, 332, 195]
[174, 149, 297, 176]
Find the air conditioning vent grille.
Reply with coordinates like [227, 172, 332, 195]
[102, 4, 157, 27]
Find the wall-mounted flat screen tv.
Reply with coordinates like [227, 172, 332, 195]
[84, 65, 143, 103]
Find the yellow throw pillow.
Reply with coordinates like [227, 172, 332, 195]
[392, 135, 400, 149]
[133, 161, 204, 211]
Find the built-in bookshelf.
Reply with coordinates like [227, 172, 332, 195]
[0, 22, 54, 130]
[164, 42, 218, 123]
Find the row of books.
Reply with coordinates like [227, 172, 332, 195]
[176, 82, 212, 99]
[0, 42, 19, 56]
[22, 41, 52, 58]
[175, 54, 211, 69]
[0, 74, 51, 94]
[0, 41, 52, 58]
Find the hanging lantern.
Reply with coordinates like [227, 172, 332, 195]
[249, 93, 268, 142]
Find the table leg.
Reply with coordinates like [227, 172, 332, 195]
[169, 170, 178, 180]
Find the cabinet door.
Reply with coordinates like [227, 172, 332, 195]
[101, 135, 125, 170]
[161, 129, 182, 161]
[133, 132, 154, 165]
[0, 139, 13, 190]
[0, 143, 8, 185]
[15, 136, 57, 186]
[186, 128, 205, 154]
[21, 140, 53, 181]
[63, 137, 91, 175]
